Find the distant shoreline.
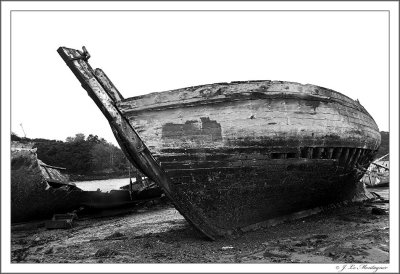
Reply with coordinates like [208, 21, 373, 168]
[69, 172, 131, 182]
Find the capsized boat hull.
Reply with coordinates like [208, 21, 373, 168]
[58, 47, 381, 239]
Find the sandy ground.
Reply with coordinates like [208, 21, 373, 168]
[11, 188, 389, 264]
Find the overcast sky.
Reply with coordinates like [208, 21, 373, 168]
[10, 10, 389, 145]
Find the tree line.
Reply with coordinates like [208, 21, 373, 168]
[11, 132, 132, 176]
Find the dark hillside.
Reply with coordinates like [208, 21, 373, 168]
[11, 133, 132, 178]
[376, 131, 389, 159]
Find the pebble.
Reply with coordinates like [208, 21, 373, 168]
[293, 241, 305, 247]
[44, 247, 53, 254]
[95, 247, 119, 257]
[105, 231, 125, 239]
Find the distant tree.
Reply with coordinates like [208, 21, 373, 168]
[91, 143, 112, 171]
[113, 147, 131, 170]
[14, 132, 130, 175]
[86, 134, 100, 144]
[74, 133, 86, 142]
[66, 133, 86, 143]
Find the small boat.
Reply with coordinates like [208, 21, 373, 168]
[38, 159, 78, 189]
[361, 154, 389, 187]
[11, 141, 144, 222]
[120, 175, 163, 200]
[58, 46, 381, 240]
[11, 141, 85, 223]
[80, 190, 136, 210]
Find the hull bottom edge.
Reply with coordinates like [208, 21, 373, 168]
[239, 188, 374, 235]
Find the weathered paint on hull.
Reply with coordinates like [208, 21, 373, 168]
[117, 81, 380, 236]
[58, 47, 380, 239]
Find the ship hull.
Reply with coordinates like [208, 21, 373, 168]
[117, 81, 380, 236]
[58, 47, 381, 239]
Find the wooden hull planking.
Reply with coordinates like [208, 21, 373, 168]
[58, 47, 380, 239]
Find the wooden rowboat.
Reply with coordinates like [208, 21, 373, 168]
[58, 46, 381, 240]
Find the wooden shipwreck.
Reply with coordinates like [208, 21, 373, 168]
[58, 46, 381, 240]
[11, 142, 153, 222]
[361, 154, 389, 188]
[11, 142, 84, 223]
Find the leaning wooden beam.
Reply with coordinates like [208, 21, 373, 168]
[57, 47, 166, 187]
[39, 163, 67, 170]
[57, 46, 217, 240]
[371, 162, 389, 171]
[95, 68, 124, 102]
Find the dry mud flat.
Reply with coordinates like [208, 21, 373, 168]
[11, 189, 389, 264]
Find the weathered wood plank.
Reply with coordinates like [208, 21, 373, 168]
[94, 68, 124, 102]
[120, 92, 380, 157]
[117, 81, 366, 116]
